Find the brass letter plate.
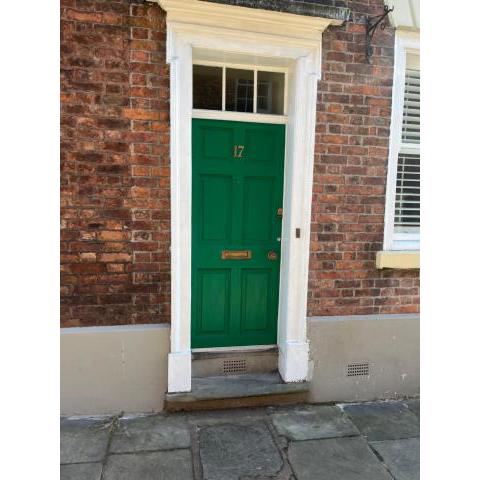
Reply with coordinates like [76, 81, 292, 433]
[221, 250, 252, 260]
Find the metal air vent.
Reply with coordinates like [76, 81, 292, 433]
[347, 362, 370, 377]
[223, 359, 247, 375]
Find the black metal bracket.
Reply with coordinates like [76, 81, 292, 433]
[365, 5, 394, 63]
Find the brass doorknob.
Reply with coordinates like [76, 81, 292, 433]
[267, 251, 278, 261]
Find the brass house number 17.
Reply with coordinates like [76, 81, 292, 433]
[233, 145, 244, 158]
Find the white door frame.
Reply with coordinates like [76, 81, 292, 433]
[157, 0, 340, 392]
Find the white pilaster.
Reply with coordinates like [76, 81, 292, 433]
[167, 29, 193, 392]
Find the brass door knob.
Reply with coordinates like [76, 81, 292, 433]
[267, 251, 278, 261]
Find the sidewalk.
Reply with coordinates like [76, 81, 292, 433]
[61, 399, 420, 480]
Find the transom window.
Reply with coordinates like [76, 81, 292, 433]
[193, 63, 286, 115]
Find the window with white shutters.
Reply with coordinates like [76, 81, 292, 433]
[383, 35, 420, 252]
[394, 61, 420, 235]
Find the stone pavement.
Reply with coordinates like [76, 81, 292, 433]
[61, 399, 420, 480]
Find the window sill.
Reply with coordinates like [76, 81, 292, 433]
[376, 250, 420, 269]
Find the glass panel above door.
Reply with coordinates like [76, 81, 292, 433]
[193, 65, 222, 111]
[226, 68, 254, 113]
[192, 63, 286, 116]
[257, 71, 284, 115]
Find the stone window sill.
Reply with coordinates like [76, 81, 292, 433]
[376, 250, 420, 269]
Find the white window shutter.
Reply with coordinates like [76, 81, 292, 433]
[395, 65, 420, 230]
[394, 152, 420, 227]
[401, 69, 420, 144]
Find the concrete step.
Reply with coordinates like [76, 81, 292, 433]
[191, 347, 278, 377]
[165, 372, 310, 412]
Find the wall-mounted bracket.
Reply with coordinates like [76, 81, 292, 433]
[365, 5, 394, 63]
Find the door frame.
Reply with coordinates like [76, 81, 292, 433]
[158, 0, 341, 392]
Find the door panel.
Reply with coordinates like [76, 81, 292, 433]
[243, 176, 275, 243]
[197, 269, 231, 335]
[244, 128, 277, 164]
[200, 175, 233, 242]
[240, 269, 271, 332]
[192, 119, 285, 348]
[201, 126, 234, 160]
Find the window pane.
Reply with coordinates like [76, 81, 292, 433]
[193, 65, 222, 110]
[225, 68, 254, 113]
[257, 71, 285, 115]
[394, 153, 420, 227]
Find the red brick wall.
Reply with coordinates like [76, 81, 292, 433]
[60, 0, 170, 327]
[307, 0, 419, 317]
[60, 0, 419, 328]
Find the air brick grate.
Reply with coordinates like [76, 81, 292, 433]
[223, 359, 247, 375]
[347, 362, 370, 377]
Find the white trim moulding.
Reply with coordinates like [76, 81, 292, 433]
[192, 109, 288, 124]
[156, 0, 341, 392]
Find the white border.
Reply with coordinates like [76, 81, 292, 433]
[158, 0, 337, 392]
[192, 109, 287, 124]
[383, 30, 420, 252]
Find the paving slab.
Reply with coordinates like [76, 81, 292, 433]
[199, 422, 284, 480]
[342, 401, 420, 441]
[60, 417, 113, 464]
[103, 450, 193, 480]
[110, 414, 191, 453]
[272, 405, 359, 441]
[60, 463, 102, 480]
[288, 437, 392, 480]
[370, 438, 420, 480]
[406, 399, 420, 418]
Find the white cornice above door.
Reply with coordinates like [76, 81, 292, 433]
[157, 0, 343, 41]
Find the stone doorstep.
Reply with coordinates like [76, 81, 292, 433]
[165, 372, 310, 412]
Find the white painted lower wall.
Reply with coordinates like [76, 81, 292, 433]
[307, 314, 420, 403]
[60, 324, 170, 415]
[60, 314, 419, 415]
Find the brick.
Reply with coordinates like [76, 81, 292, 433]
[60, 0, 418, 329]
[61, 0, 170, 327]
[70, 263, 106, 274]
[98, 253, 132, 263]
[307, 0, 418, 318]
[97, 231, 130, 241]
[66, 9, 103, 23]
[121, 108, 161, 120]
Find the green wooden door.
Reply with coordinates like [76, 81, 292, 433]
[192, 119, 285, 348]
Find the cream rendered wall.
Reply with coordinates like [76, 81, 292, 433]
[60, 316, 419, 414]
[61, 324, 170, 415]
[307, 314, 420, 403]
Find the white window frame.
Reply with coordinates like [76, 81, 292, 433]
[383, 31, 420, 251]
[192, 60, 289, 119]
